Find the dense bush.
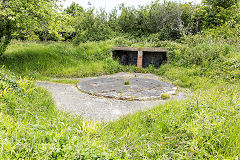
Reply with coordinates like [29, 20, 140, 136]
[160, 24, 240, 82]
[71, 0, 239, 44]
[2, 0, 239, 54]
[73, 9, 114, 44]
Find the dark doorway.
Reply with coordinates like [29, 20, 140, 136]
[113, 50, 138, 66]
[142, 52, 167, 68]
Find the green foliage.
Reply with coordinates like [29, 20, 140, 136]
[64, 2, 84, 16]
[67, 1, 204, 43]
[0, 15, 11, 56]
[203, 0, 239, 9]
[1, 0, 240, 159]
[99, 84, 240, 159]
[117, 4, 138, 34]
[0, 0, 63, 55]
[0, 0, 238, 49]
[113, 36, 133, 47]
[114, 1, 198, 39]
[0, 68, 116, 159]
[0, 27, 240, 158]
[2, 23, 239, 85]
[68, 0, 239, 42]
[160, 93, 170, 100]
[0, 35, 10, 56]
[73, 9, 114, 44]
[0, 41, 117, 78]
[194, 0, 240, 29]
[124, 80, 131, 85]
[0, 68, 54, 119]
[164, 25, 240, 83]
[103, 57, 121, 74]
[0, 40, 151, 79]
[1, 66, 239, 159]
[1, 0, 238, 47]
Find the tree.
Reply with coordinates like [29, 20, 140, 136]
[65, 2, 84, 16]
[117, 4, 138, 34]
[73, 8, 113, 44]
[0, 0, 60, 55]
[203, 0, 239, 9]
[197, 0, 240, 29]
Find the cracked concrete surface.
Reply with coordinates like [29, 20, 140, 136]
[77, 77, 176, 100]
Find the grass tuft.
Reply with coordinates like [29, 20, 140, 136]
[161, 93, 170, 99]
[124, 80, 131, 85]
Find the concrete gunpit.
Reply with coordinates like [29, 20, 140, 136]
[37, 73, 185, 121]
[77, 73, 177, 101]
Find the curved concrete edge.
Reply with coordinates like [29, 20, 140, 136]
[76, 73, 178, 101]
[36, 80, 187, 121]
[77, 83, 178, 101]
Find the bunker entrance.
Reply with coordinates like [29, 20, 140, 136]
[142, 51, 167, 68]
[112, 47, 167, 68]
[113, 50, 138, 66]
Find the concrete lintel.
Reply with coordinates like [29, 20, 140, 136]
[141, 47, 167, 52]
[112, 47, 167, 52]
[113, 47, 138, 52]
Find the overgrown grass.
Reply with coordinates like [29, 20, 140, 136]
[0, 68, 114, 159]
[0, 67, 239, 159]
[98, 83, 240, 159]
[0, 41, 119, 79]
[1, 26, 240, 158]
[3, 38, 239, 90]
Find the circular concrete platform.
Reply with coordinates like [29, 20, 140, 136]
[77, 74, 177, 100]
